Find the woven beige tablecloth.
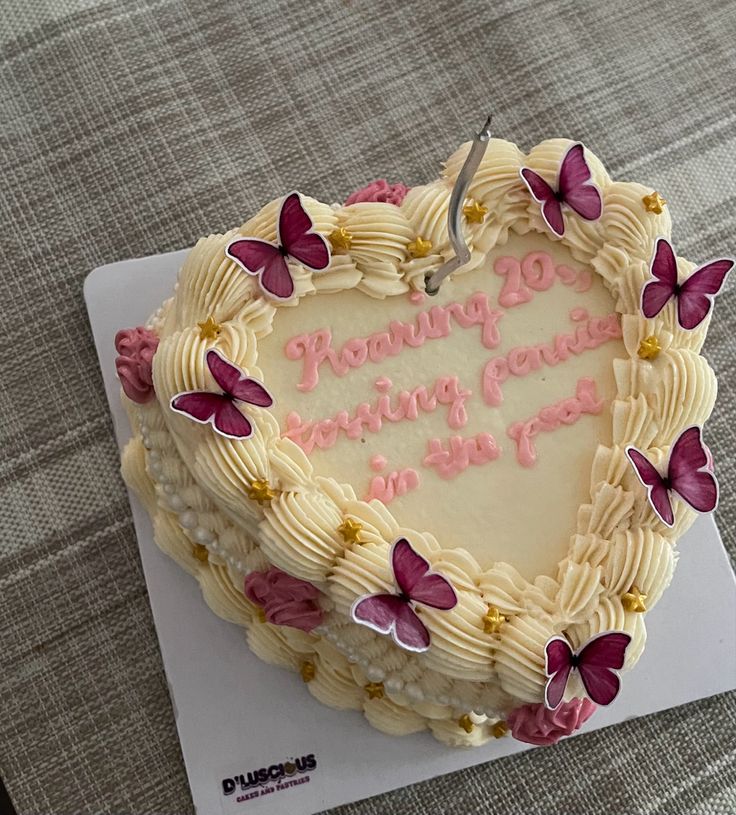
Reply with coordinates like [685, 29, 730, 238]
[2, 1, 735, 813]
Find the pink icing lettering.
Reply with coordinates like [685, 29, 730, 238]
[284, 291, 503, 392]
[409, 291, 426, 304]
[370, 454, 388, 472]
[522, 251, 556, 291]
[283, 375, 472, 454]
[494, 255, 532, 308]
[494, 251, 593, 309]
[423, 433, 501, 479]
[482, 312, 621, 406]
[556, 264, 577, 285]
[365, 468, 420, 504]
[506, 378, 604, 467]
[570, 307, 589, 322]
[575, 269, 593, 292]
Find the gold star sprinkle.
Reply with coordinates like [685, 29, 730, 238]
[364, 682, 384, 700]
[338, 518, 363, 545]
[483, 606, 507, 635]
[622, 586, 648, 613]
[458, 714, 474, 734]
[300, 661, 316, 683]
[491, 720, 509, 739]
[463, 200, 488, 224]
[407, 236, 433, 259]
[247, 479, 277, 504]
[197, 315, 221, 341]
[638, 335, 662, 360]
[642, 191, 667, 214]
[192, 543, 209, 562]
[329, 226, 353, 251]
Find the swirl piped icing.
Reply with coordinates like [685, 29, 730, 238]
[117, 136, 721, 747]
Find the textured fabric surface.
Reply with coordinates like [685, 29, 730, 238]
[1, 1, 735, 813]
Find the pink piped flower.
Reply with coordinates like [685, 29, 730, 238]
[507, 698, 597, 746]
[114, 326, 160, 404]
[345, 179, 409, 207]
[244, 567, 323, 632]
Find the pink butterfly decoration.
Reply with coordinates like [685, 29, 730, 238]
[641, 237, 733, 330]
[350, 538, 458, 652]
[170, 348, 273, 439]
[626, 425, 718, 528]
[226, 191, 330, 300]
[520, 143, 602, 237]
[545, 631, 631, 709]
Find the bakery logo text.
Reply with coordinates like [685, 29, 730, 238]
[222, 753, 317, 803]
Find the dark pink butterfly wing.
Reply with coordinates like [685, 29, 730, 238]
[391, 538, 457, 610]
[259, 250, 294, 299]
[212, 400, 253, 438]
[352, 593, 405, 636]
[544, 637, 573, 709]
[626, 446, 674, 526]
[667, 426, 718, 513]
[393, 602, 431, 651]
[206, 349, 242, 394]
[541, 197, 565, 237]
[677, 258, 734, 329]
[558, 143, 602, 221]
[227, 237, 281, 276]
[171, 391, 226, 424]
[391, 538, 430, 597]
[520, 167, 565, 237]
[226, 237, 293, 299]
[206, 350, 273, 407]
[577, 631, 631, 706]
[278, 192, 330, 271]
[642, 238, 678, 319]
[409, 573, 457, 610]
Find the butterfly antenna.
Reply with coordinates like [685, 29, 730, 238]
[425, 114, 493, 295]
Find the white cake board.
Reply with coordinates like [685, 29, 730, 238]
[85, 250, 736, 815]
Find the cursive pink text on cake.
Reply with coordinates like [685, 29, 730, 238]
[284, 291, 504, 392]
[494, 250, 592, 309]
[506, 378, 604, 467]
[365, 468, 421, 503]
[482, 313, 621, 407]
[423, 432, 502, 479]
[283, 375, 472, 454]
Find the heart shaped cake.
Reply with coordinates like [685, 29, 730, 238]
[117, 134, 730, 747]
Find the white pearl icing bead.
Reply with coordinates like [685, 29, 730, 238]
[384, 676, 404, 693]
[167, 495, 186, 511]
[193, 527, 214, 544]
[365, 665, 385, 682]
[163, 484, 175, 495]
[347, 654, 359, 664]
[140, 424, 149, 435]
[405, 683, 424, 703]
[148, 450, 161, 464]
[179, 511, 197, 529]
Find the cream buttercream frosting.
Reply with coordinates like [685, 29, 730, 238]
[117, 137, 722, 747]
